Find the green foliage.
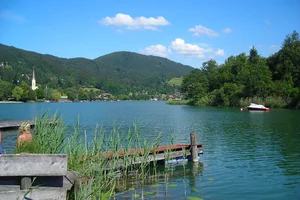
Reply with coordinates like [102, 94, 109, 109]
[1, 30, 299, 106]
[15, 112, 167, 200]
[28, 89, 37, 101]
[11, 86, 23, 101]
[0, 44, 193, 98]
[51, 90, 61, 101]
[182, 31, 300, 108]
[166, 99, 190, 105]
[35, 88, 45, 99]
[181, 69, 208, 103]
[0, 79, 13, 100]
[16, 113, 66, 154]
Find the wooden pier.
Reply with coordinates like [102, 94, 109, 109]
[0, 132, 203, 200]
[0, 119, 59, 130]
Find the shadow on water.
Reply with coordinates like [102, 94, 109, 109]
[113, 162, 204, 200]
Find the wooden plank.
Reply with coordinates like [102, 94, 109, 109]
[0, 154, 67, 176]
[101, 144, 203, 159]
[106, 148, 203, 169]
[0, 120, 35, 130]
[0, 187, 67, 200]
[0, 119, 59, 130]
[0, 176, 73, 190]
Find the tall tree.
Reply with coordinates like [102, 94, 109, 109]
[12, 86, 23, 101]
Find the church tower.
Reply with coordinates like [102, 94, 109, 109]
[31, 67, 38, 90]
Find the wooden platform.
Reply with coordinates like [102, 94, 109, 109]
[0, 119, 58, 130]
[0, 132, 203, 199]
[100, 143, 203, 170]
[101, 144, 203, 159]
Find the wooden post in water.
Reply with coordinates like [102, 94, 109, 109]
[190, 132, 198, 162]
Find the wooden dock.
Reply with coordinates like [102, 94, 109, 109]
[0, 119, 59, 130]
[0, 132, 203, 200]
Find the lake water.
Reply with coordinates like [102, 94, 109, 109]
[1, 101, 300, 200]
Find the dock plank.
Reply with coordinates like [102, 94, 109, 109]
[0, 154, 68, 176]
[0, 119, 59, 130]
[101, 144, 203, 159]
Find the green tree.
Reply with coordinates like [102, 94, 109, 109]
[12, 86, 23, 101]
[202, 60, 221, 92]
[0, 79, 13, 100]
[78, 89, 88, 100]
[51, 90, 61, 101]
[28, 89, 37, 101]
[35, 88, 45, 99]
[181, 69, 208, 103]
[65, 87, 77, 101]
[20, 81, 29, 101]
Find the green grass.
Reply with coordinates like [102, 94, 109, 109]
[166, 99, 190, 105]
[16, 112, 163, 200]
[168, 77, 183, 86]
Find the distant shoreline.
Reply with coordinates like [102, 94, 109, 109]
[0, 101, 24, 104]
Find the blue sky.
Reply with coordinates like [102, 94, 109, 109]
[1, 0, 299, 68]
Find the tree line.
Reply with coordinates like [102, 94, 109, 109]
[0, 47, 188, 102]
[181, 31, 300, 108]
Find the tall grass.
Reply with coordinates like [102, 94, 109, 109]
[16, 113, 164, 200]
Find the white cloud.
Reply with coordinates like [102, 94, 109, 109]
[265, 20, 271, 24]
[215, 48, 225, 56]
[270, 45, 279, 49]
[223, 28, 233, 33]
[188, 25, 218, 37]
[270, 45, 280, 53]
[141, 44, 170, 57]
[100, 13, 170, 30]
[170, 38, 212, 58]
[0, 10, 27, 23]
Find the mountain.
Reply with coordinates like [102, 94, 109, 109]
[0, 43, 194, 94]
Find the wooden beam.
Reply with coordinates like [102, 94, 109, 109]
[0, 119, 60, 130]
[0, 154, 67, 176]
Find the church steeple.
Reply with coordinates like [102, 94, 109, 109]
[31, 67, 38, 90]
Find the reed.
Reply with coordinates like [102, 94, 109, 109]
[16, 112, 165, 200]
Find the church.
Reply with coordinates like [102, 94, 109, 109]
[31, 68, 38, 90]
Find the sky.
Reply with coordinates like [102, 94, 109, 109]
[0, 0, 299, 68]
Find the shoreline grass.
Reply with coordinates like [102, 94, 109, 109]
[16, 113, 165, 200]
[166, 99, 190, 105]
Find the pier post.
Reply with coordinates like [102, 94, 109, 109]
[21, 177, 32, 190]
[190, 132, 198, 162]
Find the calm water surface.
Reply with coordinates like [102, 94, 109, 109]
[0, 101, 299, 200]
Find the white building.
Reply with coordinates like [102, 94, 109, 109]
[31, 68, 38, 90]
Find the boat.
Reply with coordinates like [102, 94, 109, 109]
[247, 103, 270, 111]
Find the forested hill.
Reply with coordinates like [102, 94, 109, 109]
[0, 43, 193, 94]
[96, 51, 193, 84]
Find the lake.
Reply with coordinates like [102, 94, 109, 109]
[1, 101, 300, 200]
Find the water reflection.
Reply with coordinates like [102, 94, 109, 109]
[1, 102, 300, 199]
[113, 162, 204, 199]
